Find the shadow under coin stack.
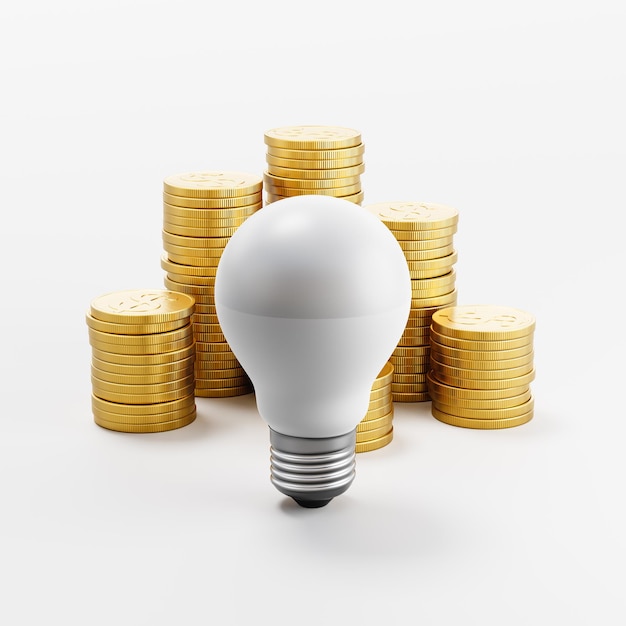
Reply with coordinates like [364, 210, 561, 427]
[427, 305, 536, 429]
[161, 171, 263, 398]
[363, 202, 459, 403]
[263, 125, 365, 205]
[87, 289, 197, 432]
[356, 361, 395, 453]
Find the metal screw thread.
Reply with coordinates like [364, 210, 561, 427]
[269, 428, 357, 507]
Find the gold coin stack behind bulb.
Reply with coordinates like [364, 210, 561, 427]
[86, 289, 197, 432]
[363, 202, 459, 402]
[427, 305, 536, 429]
[161, 171, 263, 397]
[356, 361, 395, 453]
[263, 125, 365, 205]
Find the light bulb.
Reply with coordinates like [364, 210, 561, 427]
[215, 195, 411, 507]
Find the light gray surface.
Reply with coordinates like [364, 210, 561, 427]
[1, 1, 625, 624]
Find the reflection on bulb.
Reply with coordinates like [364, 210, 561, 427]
[215, 195, 411, 507]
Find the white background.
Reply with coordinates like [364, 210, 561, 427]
[1, 1, 625, 624]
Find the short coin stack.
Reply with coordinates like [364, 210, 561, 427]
[356, 361, 395, 453]
[364, 202, 459, 402]
[162, 171, 263, 397]
[263, 125, 365, 205]
[87, 289, 197, 432]
[427, 305, 536, 429]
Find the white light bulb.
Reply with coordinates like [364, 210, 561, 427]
[215, 195, 411, 507]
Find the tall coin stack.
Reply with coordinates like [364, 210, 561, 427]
[161, 171, 263, 397]
[87, 289, 197, 433]
[427, 305, 536, 429]
[356, 361, 395, 453]
[364, 202, 459, 402]
[263, 125, 365, 205]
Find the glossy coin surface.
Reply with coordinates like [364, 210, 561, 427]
[90, 343, 195, 366]
[355, 428, 393, 453]
[365, 201, 458, 230]
[195, 385, 253, 398]
[91, 392, 195, 416]
[94, 411, 196, 433]
[90, 289, 195, 324]
[392, 391, 431, 402]
[264, 125, 361, 150]
[356, 424, 393, 443]
[163, 171, 262, 198]
[431, 305, 536, 340]
[266, 154, 363, 169]
[91, 354, 195, 376]
[428, 368, 536, 390]
[431, 406, 533, 430]
[432, 396, 534, 419]
[85, 313, 189, 335]
[427, 371, 530, 399]
[162, 192, 261, 208]
[92, 404, 196, 425]
[429, 327, 533, 351]
[266, 144, 365, 160]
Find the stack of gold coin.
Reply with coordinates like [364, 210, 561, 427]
[427, 305, 536, 429]
[162, 171, 262, 397]
[263, 125, 365, 205]
[364, 202, 459, 402]
[356, 361, 394, 453]
[87, 289, 197, 432]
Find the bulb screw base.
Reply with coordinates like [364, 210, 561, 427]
[269, 428, 357, 508]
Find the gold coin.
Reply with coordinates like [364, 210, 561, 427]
[369, 385, 391, 401]
[166, 273, 216, 287]
[398, 236, 455, 251]
[264, 181, 361, 196]
[91, 373, 194, 395]
[403, 244, 455, 261]
[397, 334, 430, 347]
[364, 201, 458, 230]
[355, 428, 393, 453]
[264, 171, 361, 189]
[163, 253, 221, 269]
[399, 324, 431, 336]
[432, 396, 534, 420]
[90, 289, 195, 324]
[431, 305, 536, 341]
[163, 171, 263, 198]
[195, 385, 253, 398]
[91, 354, 195, 376]
[192, 312, 220, 326]
[89, 335, 194, 355]
[266, 144, 365, 160]
[94, 411, 196, 433]
[266, 153, 363, 169]
[193, 302, 217, 315]
[430, 350, 534, 371]
[267, 162, 364, 180]
[389, 355, 430, 368]
[356, 424, 392, 443]
[358, 412, 394, 431]
[431, 406, 533, 430]
[195, 332, 226, 343]
[194, 375, 250, 388]
[194, 366, 247, 379]
[412, 269, 456, 291]
[91, 343, 195, 366]
[429, 327, 533, 351]
[392, 366, 430, 378]
[393, 372, 431, 384]
[163, 277, 216, 295]
[426, 371, 530, 399]
[161, 256, 219, 276]
[264, 125, 362, 150]
[193, 322, 222, 333]
[429, 389, 532, 410]
[430, 357, 533, 380]
[428, 339, 533, 361]
[390, 224, 458, 241]
[92, 383, 195, 405]
[393, 344, 431, 356]
[371, 361, 394, 389]
[411, 284, 456, 300]
[91, 364, 194, 385]
[163, 223, 241, 238]
[87, 324, 192, 346]
[85, 313, 189, 335]
[194, 341, 233, 353]
[367, 395, 393, 411]
[92, 404, 196, 425]
[365, 404, 394, 420]
[406, 252, 458, 272]
[392, 391, 431, 402]
[195, 357, 240, 370]
[411, 289, 458, 309]
[391, 382, 429, 393]
[337, 190, 363, 204]
[163, 192, 262, 209]
[428, 367, 536, 390]
[162, 231, 231, 249]
[91, 392, 195, 416]
[163, 205, 260, 224]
